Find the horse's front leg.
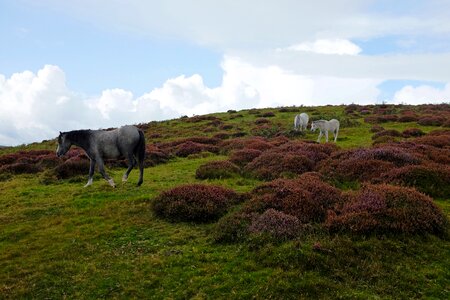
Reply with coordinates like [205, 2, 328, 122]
[97, 158, 115, 188]
[84, 159, 96, 187]
[317, 130, 323, 143]
[325, 130, 329, 142]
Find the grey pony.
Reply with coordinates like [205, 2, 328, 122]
[56, 125, 145, 187]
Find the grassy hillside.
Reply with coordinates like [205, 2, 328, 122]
[1, 104, 449, 299]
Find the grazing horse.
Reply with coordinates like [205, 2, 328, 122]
[56, 125, 145, 187]
[311, 119, 340, 143]
[294, 113, 309, 131]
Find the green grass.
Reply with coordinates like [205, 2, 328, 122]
[1, 104, 449, 298]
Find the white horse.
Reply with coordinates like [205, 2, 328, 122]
[311, 119, 340, 142]
[294, 113, 309, 131]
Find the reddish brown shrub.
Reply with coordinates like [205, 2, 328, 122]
[145, 144, 170, 166]
[261, 111, 275, 117]
[229, 149, 262, 167]
[372, 129, 402, 140]
[402, 128, 425, 138]
[372, 135, 400, 145]
[255, 118, 271, 125]
[417, 116, 445, 126]
[213, 132, 230, 140]
[152, 184, 240, 222]
[398, 115, 418, 122]
[370, 125, 384, 133]
[219, 137, 272, 153]
[326, 184, 448, 235]
[173, 141, 219, 157]
[219, 124, 234, 130]
[53, 157, 90, 179]
[277, 141, 338, 163]
[344, 104, 360, 114]
[248, 209, 300, 240]
[247, 176, 341, 223]
[185, 115, 220, 123]
[412, 134, 450, 148]
[320, 158, 395, 182]
[213, 212, 257, 243]
[375, 164, 450, 198]
[0, 163, 42, 174]
[195, 160, 241, 179]
[245, 152, 314, 180]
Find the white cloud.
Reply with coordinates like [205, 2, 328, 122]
[0, 59, 383, 146]
[392, 83, 450, 105]
[282, 39, 362, 55]
[32, 0, 450, 49]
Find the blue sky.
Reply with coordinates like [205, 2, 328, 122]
[0, 0, 449, 145]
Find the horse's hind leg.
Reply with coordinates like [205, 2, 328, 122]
[97, 158, 115, 188]
[325, 130, 329, 142]
[122, 153, 136, 183]
[137, 158, 144, 186]
[334, 129, 339, 142]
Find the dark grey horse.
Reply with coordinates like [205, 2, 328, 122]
[56, 125, 145, 187]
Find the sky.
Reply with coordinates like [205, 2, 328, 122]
[1, 0, 450, 146]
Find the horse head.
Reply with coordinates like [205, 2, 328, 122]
[56, 132, 71, 157]
[310, 122, 318, 132]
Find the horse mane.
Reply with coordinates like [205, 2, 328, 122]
[65, 130, 92, 149]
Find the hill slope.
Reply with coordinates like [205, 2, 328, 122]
[0, 104, 449, 298]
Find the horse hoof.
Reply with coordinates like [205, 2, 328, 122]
[108, 179, 116, 188]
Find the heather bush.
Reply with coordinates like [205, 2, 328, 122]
[398, 115, 418, 122]
[213, 132, 230, 140]
[195, 160, 241, 179]
[417, 116, 445, 126]
[248, 209, 300, 240]
[152, 184, 240, 223]
[0, 162, 42, 174]
[213, 212, 257, 243]
[174, 141, 219, 157]
[219, 137, 272, 154]
[277, 141, 338, 163]
[261, 111, 275, 117]
[245, 152, 314, 180]
[402, 128, 425, 138]
[247, 176, 341, 223]
[36, 154, 61, 168]
[185, 115, 220, 123]
[412, 134, 450, 148]
[319, 158, 395, 183]
[326, 184, 448, 235]
[375, 164, 450, 198]
[372, 136, 400, 145]
[372, 129, 402, 140]
[254, 118, 271, 125]
[145, 144, 171, 166]
[229, 149, 262, 167]
[250, 125, 282, 138]
[53, 157, 90, 179]
[344, 104, 359, 114]
[219, 124, 234, 130]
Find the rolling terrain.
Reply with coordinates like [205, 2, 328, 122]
[0, 104, 449, 299]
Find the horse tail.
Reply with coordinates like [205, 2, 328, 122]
[135, 129, 145, 186]
[135, 129, 146, 162]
